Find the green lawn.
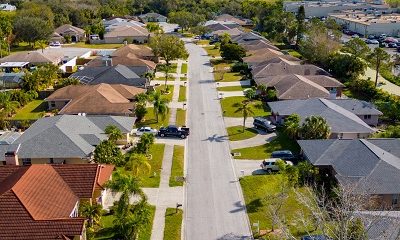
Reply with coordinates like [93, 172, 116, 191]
[138, 143, 165, 188]
[157, 63, 178, 73]
[180, 77, 188, 82]
[287, 49, 302, 59]
[215, 72, 243, 82]
[181, 63, 188, 74]
[196, 40, 209, 45]
[178, 86, 186, 102]
[220, 96, 270, 117]
[169, 145, 185, 187]
[163, 208, 183, 240]
[136, 107, 170, 129]
[12, 100, 47, 120]
[176, 109, 186, 126]
[240, 175, 315, 237]
[95, 205, 156, 240]
[217, 86, 251, 91]
[232, 131, 300, 160]
[204, 46, 220, 57]
[155, 85, 174, 102]
[64, 42, 123, 49]
[227, 126, 258, 141]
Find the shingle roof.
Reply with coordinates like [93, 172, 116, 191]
[0, 51, 63, 65]
[239, 39, 280, 51]
[232, 31, 267, 42]
[46, 83, 145, 115]
[111, 44, 154, 58]
[215, 14, 247, 25]
[55, 24, 85, 35]
[104, 25, 149, 38]
[243, 49, 285, 65]
[268, 98, 376, 134]
[86, 55, 156, 69]
[212, 28, 244, 37]
[329, 99, 383, 116]
[252, 61, 330, 78]
[298, 139, 400, 194]
[8, 115, 134, 160]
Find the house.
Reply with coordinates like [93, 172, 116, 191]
[255, 74, 344, 99]
[212, 28, 244, 38]
[86, 56, 156, 69]
[214, 14, 253, 27]
[251, 60, 330, 78]
[139, 12, 167, 23]
[46, 83, 145, 116]
[204, 20, 241, 32]
[0, 3, 16, 11]
[0, 51, 63, 65]
[239, 39, 280, 51]
[0, 62, 28, 89]
[232, 31, 268, 44]
[268, 98, 382, 139]
[104, 25, 150, 44]
[70, 64, 149, 87]
[0, 115, 135, 165]
[297, 138, 400, 209]
[54, 24, 86, 42]
[0, 163, 114, 239]
[243, 49, 294, 66]
[103, 17, 145, 30]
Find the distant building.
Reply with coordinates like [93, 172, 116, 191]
[214, 14, 253, 27]
[0, 3, 16, 11]
[103, 25, 150, 44]
[54, 24, 86, 42]
[139, 12, 167, 23]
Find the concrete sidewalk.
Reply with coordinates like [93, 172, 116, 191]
[224, 117, 255, 128]
[219, 91, 245, 97]
[217, 80, 251, 87]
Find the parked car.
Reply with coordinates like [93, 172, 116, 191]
[388, 42, 398, 48]
[260, 158, 293, 173]
[253, 117, 276, 132]
[132, 127, 157, 136]
[367, 34, 377, 39]
[351, 34, 359, 38]
[301, 235, 332, 240]
[49, 41, 61, 47]
[271, 150, 296, 160]
[365, 39, 379, 44]
[158, 125, 190, 139]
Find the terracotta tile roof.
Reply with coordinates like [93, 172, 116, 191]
[46, 83, 145, 115]
[96, 164, 115, 188]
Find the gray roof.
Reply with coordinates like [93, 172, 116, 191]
[355, 211, 400, 240]
[232, 32, 266, 43]
[3, 115, 134, 160]
[71, 64, 148, 87]
[298, 138, 400, 194]
[329, 99, 383, 116]
[268, 98, 376, 134]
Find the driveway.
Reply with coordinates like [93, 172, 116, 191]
[234, 160, 265, 177]
[229, 132, 277, 149]
[184, 41, 252, 239]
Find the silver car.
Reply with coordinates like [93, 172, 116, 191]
[132, 127, 158, 136]
[260, 158, 293, 173]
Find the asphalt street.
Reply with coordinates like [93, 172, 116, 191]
[184, 41, 252, 240]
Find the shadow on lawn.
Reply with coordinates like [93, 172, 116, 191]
[246, 198, 263, 213]
[32, 102, 48, 113]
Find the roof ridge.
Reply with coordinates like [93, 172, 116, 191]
[360, 139, 400, 170]
[295, 74, 330, 93]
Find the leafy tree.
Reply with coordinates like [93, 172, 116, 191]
[266, 89, 277, 101]
[300, 115, 331, 139]
[157, 64, 172, 90]
[126, 153, 151, 176]
[374, 125, 400, 138]
[17, 2, 54, 25]
[79, 202, 102, 227]
[13, 17, 54, 47]
[105, 125, 123, 143]
[94, 140, 124, 166]
[368, 47, 390, 87]
[263, 9, 297, 44]
[190, 25, 208, 36]
[296, 5, 305, 45]
[168, 10, 205, 32]
[0, 92, 20, 117]
[151, 91, 169, 123]
[146, 22, 163, 33]
[283, 113, 301, 139]
[54, 78, 80, 90]
[148, 34, 188, 65]
[276, 159, 299, 187]
[234, 101, 255, 132]
[0, 13, 13, 57]
[134, 133, 155, 155]
[135, 104, 147, 122]
[327, 52, 366, 80]
[21, 64, 60, 92]
[374, 100, 400, 122]
[244, 88, 256, 100]
[342, 38, 371, 59]
[9, 90, 35, 107]
[297, 161, 319, 185]
[220, 43, 246, 61]
[346, 218, 367, 240]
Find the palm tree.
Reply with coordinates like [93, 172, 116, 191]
[80, 202, 102, 227]
[368, 47, 390, 87]
[300, 115, 331, 139]
[126, 153, 151, 176]
[234, 101, 255, 132]
[37, 40, 47, 53]
[283, 114, 301, 139]
[143, 72, 155, 86]
[152, 91, 169, 123]
[0, 93, 20, 117]
[157, 64, 171, 90]
[104, 125, 123, 143]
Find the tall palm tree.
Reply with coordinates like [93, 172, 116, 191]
[126, 153, 151, 176]
[104, 125, 123, 143]
[143, 72, 155, 87]
[0, 93, 20, 117]
[368, 47, 390, 87]
[283, 114, 301, 139]
[79, 202, 102, 227]
[234, 101, 255, 132]
[157, 64, 171, 90]
[300, 115, 331, 139]
[152, 91, 169, 123]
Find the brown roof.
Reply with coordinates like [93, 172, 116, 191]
[55, 24, 85, 35]
[215, 14, 247, 25]
[212, 28, 244, 37]
[243, 48, 285, 65]
[252, 61, 330, 78]
[0, 51, 63, 65]
[240, 39, 280, 51]
[87, 55, 156, 69]
[97, 164, 115, 187]
[112, 44, 154, 58]
[46, 83, 145, 115]
[105, 25, 149, 38]
[252, 57, 302, 76]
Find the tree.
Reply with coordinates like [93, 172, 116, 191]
[244, 88, 256, 100]
[157, 64, 172, 90]
[21, 64, 60, 92]
[126, 153, 151, 176]
[342, 38, 371, 59]
[146, 22, 163, 33]
[300, 115, 331, 139]
[374, 125, 400, 138]
[13, 17, 54, 48]
[190, 25, 208, 36]
[134, 133, 155, 155]
[0, 13, 13, 58]
[368, 47, 390, 87]
[151, 91, 169, 123]
[234, 101, 255, 132]
[283, 113, 301, 139]
[79, 202, 102, 227]
[327, 52, 366, 80]
[148, 34, 188, 66]
[0, 92, 20, 117]
[105, 125, 123, 143]
[94, 140, 124, 166]
[135, 104, 147, 122]
[220, 43, 246, 61]
[168, 11, 205, 32]
[54, 78, 80, 90]
[296, 5, 305, 45]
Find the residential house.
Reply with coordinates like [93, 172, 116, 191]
[0, 115, 135, 165]
[70, 64, 149, 87]
[103, 17, 145, 30]
[255, 74, 344, 99]
[268, 98, 382, 139]
[239, 39, 281, 52]
[251, 60, 330, 78]
[104, 25, 150, 44]
[297, 138, 400, 209]
[211, 28, 244, 38]
[54, 24, 86, 42]
[204, 21, 241, 32]
[0, 163, 114, 239]
[0, 62, 29, 89]
[0, 51, 63, 65]
[46, 83, 145, 116]
[0, 3, 16, 11]
[232, 31, 268, 44]
[214, 14, 253, 27]
[243, 49, 296, 66]
[139, 12, 167, 23]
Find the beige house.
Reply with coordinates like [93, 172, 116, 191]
[54, 24, 86, 42]
[104, 25, 150, 44]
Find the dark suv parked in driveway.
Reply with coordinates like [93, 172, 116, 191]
[253, 117, 276, 132]
[271, 150, 296, 161]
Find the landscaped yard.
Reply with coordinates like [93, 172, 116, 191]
[203, 46, 220, 57]
[138, 143, 165, 188]
[136, 107, 170, 129]
[169, 145, 184, 187]
[227, 126, 258, 141]
[220, 96, 270, 117]
[181, 63, 188, 74]
[232, 131, 300, 160]
[178, 86, 186, 102]
[12, 100, 47, 120]
[64, 42, 123, 49]
[180, 77, 188, 82]
[176, 109, 186, 126]
[286, 49, 302, 59]
[240, 175, 315, 237]
[215, 72, 243, 82]
[217, 86, 251, 91]
[157, 63, 178, 73]
[155, 85, 174, 102]
[196, 40, 209, 45]
[163, 208, 183, 240]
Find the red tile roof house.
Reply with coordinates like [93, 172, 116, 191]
[0, 164, 114, 240]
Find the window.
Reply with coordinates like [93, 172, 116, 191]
[392, 194, 399, 206]
[364, 115, 371, 119]
[49, 158, 54, 164]
[50, 101, 55, 108]
[22, 158, 31, 165]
